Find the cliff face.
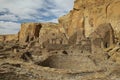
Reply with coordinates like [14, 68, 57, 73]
[59, 0, 120, 40]
[19, 23, 42, 42]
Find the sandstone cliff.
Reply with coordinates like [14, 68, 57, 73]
[19, 23, 42, 42]
[59, 0, 120, 41]
[0, 0, 119, 45]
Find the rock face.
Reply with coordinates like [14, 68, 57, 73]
[7, 0, 119, 48]
[59, 0, 120, 40]
[19, 23, 42, 43]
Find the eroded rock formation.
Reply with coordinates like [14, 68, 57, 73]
[19, 23, 42, 43]
[59, 0, 120, 40]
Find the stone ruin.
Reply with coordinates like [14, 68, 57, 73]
[0, 0, 120, 80]
[90, 23, 115, 53]
[10, 22, 114, 71]
[0, 22, 115, 72]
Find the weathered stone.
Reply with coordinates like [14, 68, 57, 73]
[59, 0, 120, 40]
[90, 23, 115, 49]
[0, 34, 18, 42]
[39, 23, 68, 48]
[19, 23, 42, 43]
[110, 52, 120, 64]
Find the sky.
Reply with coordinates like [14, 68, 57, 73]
[0, 0, 74, 34]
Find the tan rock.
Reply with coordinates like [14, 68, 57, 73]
[39, 23, 68, 48]
[90, 23, 115, 49]
[59, 0, 120, 40]
[19, 23, 42, 43]
[59, 10, 85, 39]
[0, 34, 18, 42]
[0, 35, 5, 42]
[110, 52, 120, 64]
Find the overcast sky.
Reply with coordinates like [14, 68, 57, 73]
[0, 0, 74, 34]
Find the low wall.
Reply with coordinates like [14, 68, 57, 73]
[41, 54, 97, 71]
